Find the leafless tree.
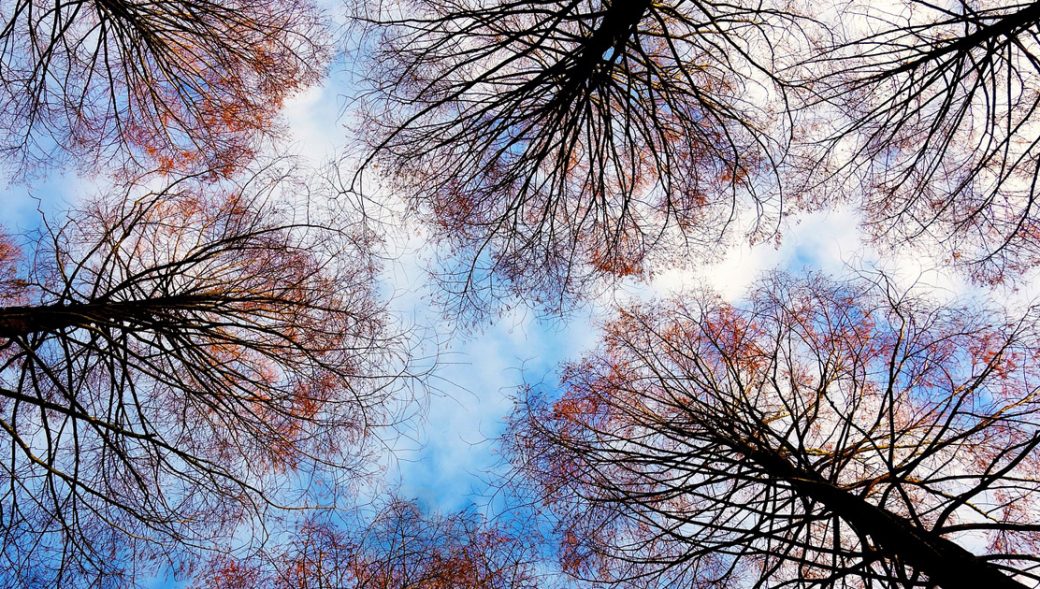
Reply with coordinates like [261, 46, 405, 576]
[0, 0, 329, 176]
[510, 273, 1040, 588]
[196, 499, 548, 589]
[0, 165, 407, 587]
[801, 0, 1040, 283]
[350, 0, 805, 314]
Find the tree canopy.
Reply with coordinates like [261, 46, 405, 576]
[0, 0, 328, 175]
[2, 0, 1040, 588]
[0, 166, 406, 586]
[511, 274, 1040, 588]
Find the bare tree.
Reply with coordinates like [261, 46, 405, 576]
[510, 273, 1040, 588]
[196, 499, 547, 588]
[0, 165, 407, 587]
[351, 0, 804, 314]
[802, 0, 1040, 282]
[0, 0, 329, 176]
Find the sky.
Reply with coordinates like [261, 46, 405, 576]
[4, 6, 1040, 587]
[2, 46, 1025, 546]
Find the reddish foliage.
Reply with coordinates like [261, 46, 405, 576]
[0, 0, 329, 176]
[0, 167, 400, 586]
[196, 501, 544, 589]
[354, 0, 800, 314]
[510, 273, 1040, 588]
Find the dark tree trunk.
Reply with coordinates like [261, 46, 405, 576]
[740, 442, 1028, 589]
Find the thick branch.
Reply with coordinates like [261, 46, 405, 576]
[553, 0, 653, 103]
[878, 1, 1040, 79]
[741, 442, 1029, 589]
[0, 295, 223, 338]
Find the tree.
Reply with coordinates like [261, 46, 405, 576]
[510, 274, 1040, 588]
[352, 0, 803, 313]
[0, 165, 405, 587]
[802, 0, 1040, 282]
[0, 0, 328, 176]
[196, 499, 546, 589]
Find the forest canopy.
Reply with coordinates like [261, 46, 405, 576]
[1, 0, 1039, 588]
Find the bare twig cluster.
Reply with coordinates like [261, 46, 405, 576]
[197, 499, 548, 589]
[0, 0, 328, 175]
[511, 274, 1040, 588]
[802, 0, 1040, 282]
[352, 0, 803, 312]
[0, 167, 405, 586]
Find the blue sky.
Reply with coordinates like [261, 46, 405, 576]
[6, 22, 1040, 588]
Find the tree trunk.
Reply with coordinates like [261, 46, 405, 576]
[0, 296, 220, 339]
[740, 443, 1028, 589]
